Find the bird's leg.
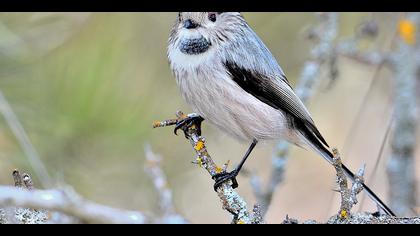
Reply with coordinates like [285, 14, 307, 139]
[213, 139, 258, 191]
[174, 113, 204, 138]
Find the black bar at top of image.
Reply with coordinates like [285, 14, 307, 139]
[2, 0, 419, 12]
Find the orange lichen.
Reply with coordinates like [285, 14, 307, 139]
[398, 19, 416, 45]
[194, 140, 205, 151]
[152, 121, 162, 128]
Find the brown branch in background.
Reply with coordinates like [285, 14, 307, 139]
[153, 111, 263, 224]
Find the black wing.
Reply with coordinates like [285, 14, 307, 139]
[224, 61, 329, 148]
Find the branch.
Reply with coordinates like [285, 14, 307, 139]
[386, 13, 420, 216]
[0, 170, 150, 224]
[280, 148, 420, 224]
[0, 185, 150, 224]
[153, 111, 263, 224]
[144, 144, 188, 224]
[331, 148, 365, 219]
[2, 157, 190, 224]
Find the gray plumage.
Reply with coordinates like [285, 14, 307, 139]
[168, 13, 310, 144]
[167, 12, 395, 216]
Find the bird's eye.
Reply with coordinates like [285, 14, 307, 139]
[208, 12, 217, 22]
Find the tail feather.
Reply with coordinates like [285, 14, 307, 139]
[300, 129, 396, 216]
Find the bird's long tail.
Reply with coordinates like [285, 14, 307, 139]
[307, 140, 396, 216]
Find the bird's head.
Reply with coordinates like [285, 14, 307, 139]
[168, 12, 245, 55]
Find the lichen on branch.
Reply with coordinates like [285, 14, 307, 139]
[153, 111, 263, 224]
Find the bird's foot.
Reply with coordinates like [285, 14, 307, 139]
[212, 170, 239, 191]
[174, 113, 204, 138]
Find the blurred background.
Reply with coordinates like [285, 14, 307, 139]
[0, 12, 418, 223]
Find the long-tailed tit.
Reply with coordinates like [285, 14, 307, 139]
[167, 12, 395, 216]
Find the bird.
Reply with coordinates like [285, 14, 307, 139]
[167, 12, 395, 216]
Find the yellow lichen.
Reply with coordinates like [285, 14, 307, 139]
[196, 157, 203, 167]
[215, 166, 223, 173]
[237, 220, 245, 224]
[194, 140, 205, 151]
[152, 121, 162, 128]
[398, 19, 416, 45]
[340, 209, 348, 219]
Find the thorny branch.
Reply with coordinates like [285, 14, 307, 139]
[331, 149, 365, 219]
[153, 111, 263, 224]
[281, 148, 420, 224]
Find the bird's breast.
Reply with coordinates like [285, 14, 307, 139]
[173, 61, 292, 142]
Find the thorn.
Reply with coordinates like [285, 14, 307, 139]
[192, 157, 203, 167]
[357, 164, 366, 177]
[222, 160, 230, 172]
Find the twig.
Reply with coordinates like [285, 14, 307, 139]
[0, 90, 52, 188]
[153, 111, 263, 224]
[331, 148, 365, 219]
[144, 144, 188, 224]
[2, 170, 48, 224]
[335, 40, 391, 67]
[1, 170, 150, 224]
[0, 185, 150, 224]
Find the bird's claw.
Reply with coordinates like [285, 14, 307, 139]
[174, 114, 204, 138]
[212, 170, 239, 191]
